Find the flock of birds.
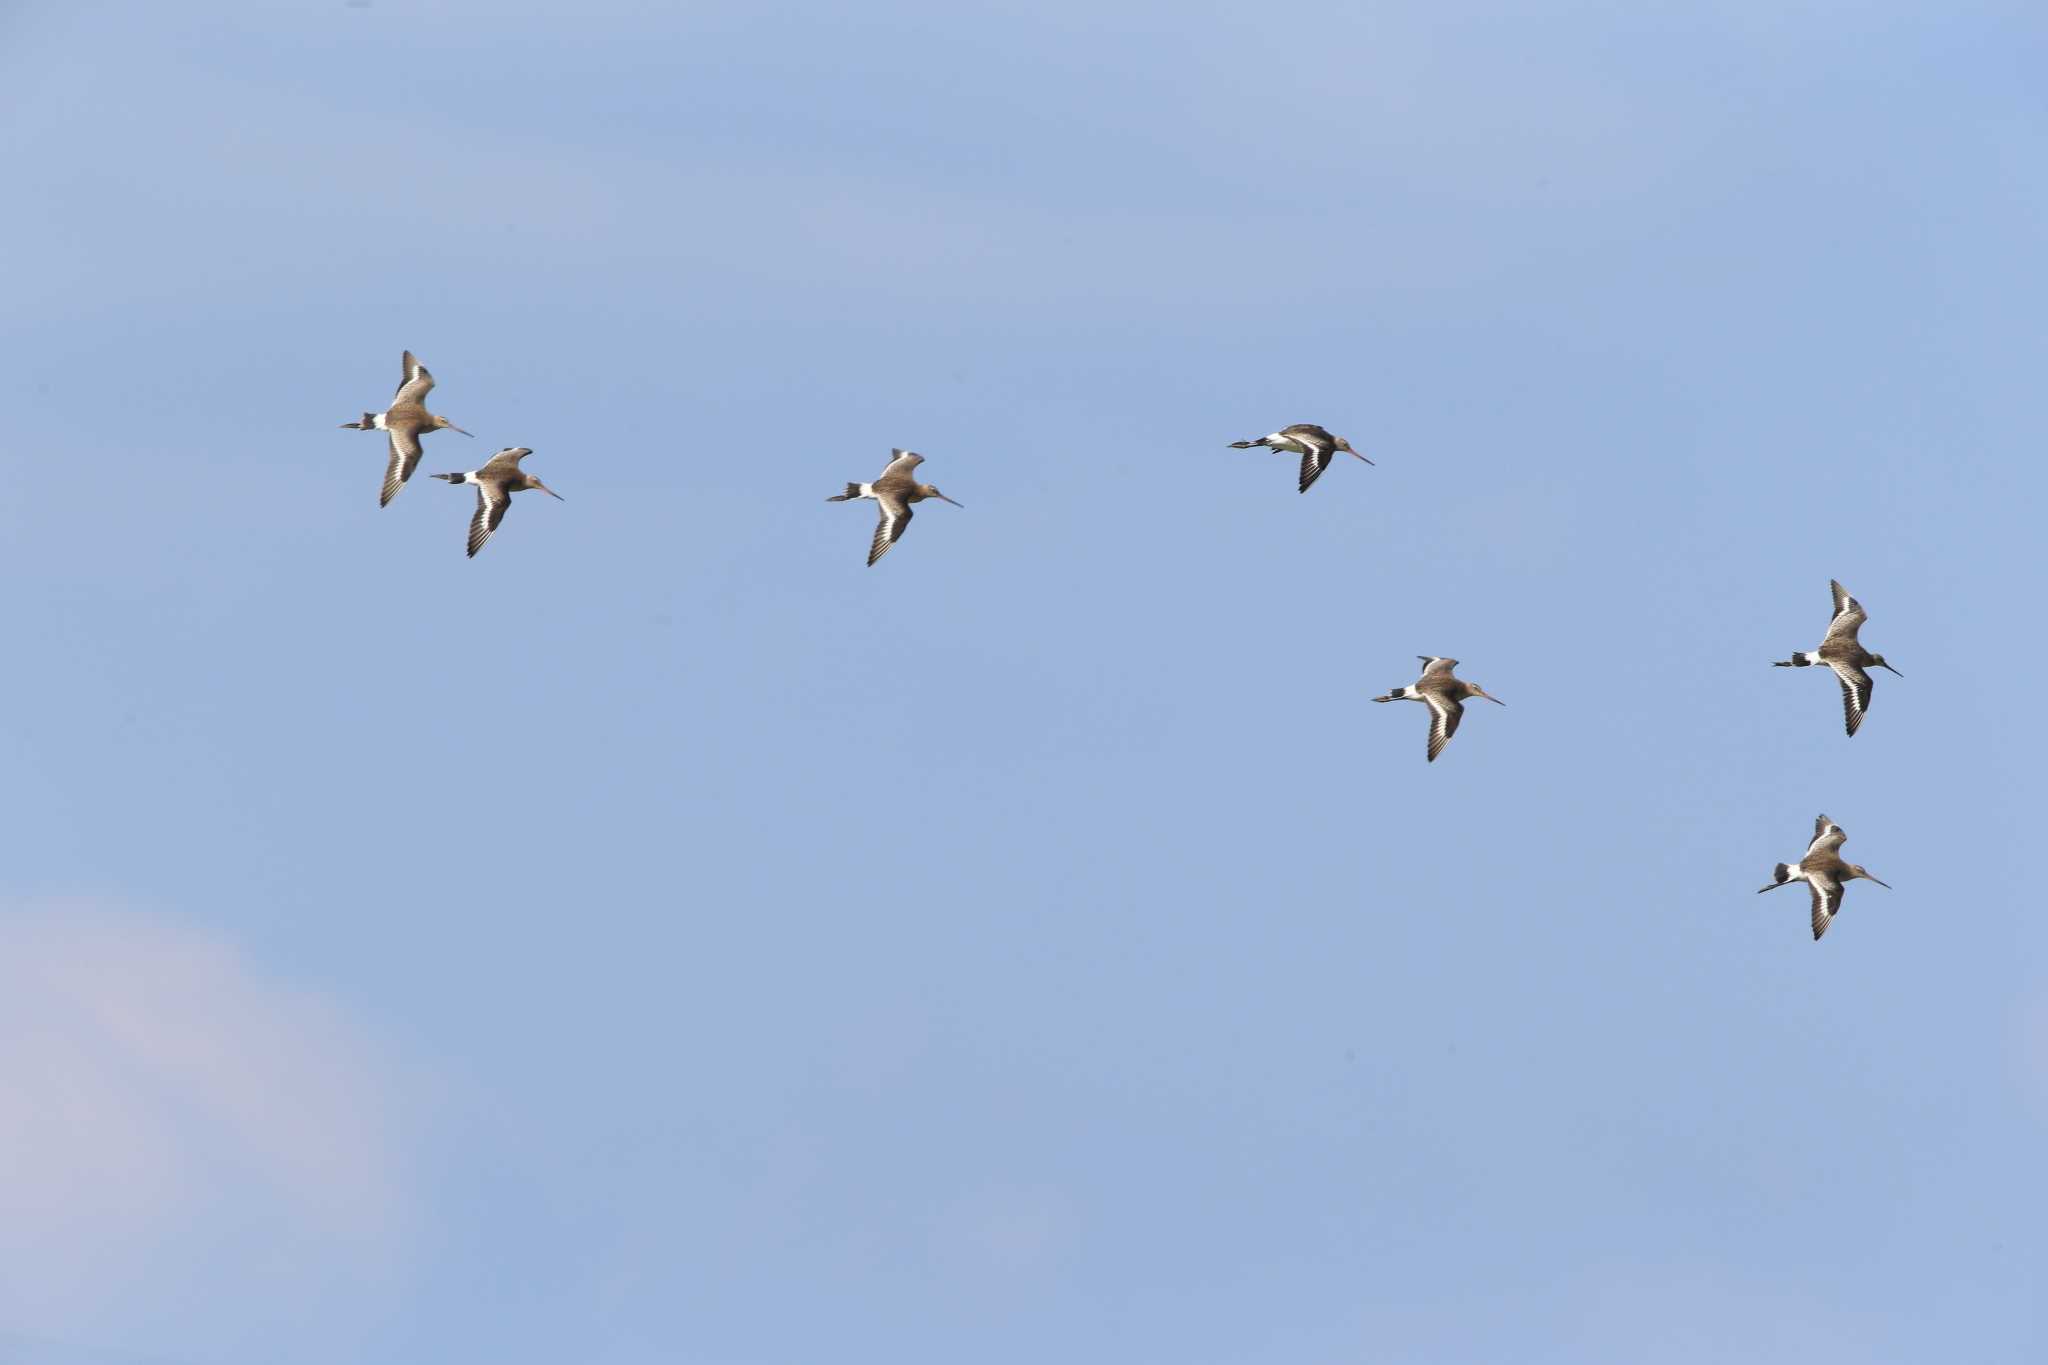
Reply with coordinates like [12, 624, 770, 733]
[341, 352, 1899, 942]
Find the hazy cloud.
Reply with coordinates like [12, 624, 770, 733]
[0, 904, 413, 1358]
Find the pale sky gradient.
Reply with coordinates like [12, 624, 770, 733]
[1, 2, 2045, 1362]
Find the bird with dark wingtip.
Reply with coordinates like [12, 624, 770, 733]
[825, 449, 962, 566]
[1227, 423, 1372, 494]
[340, 351, 473, 506]
[1758, 813, 1891, 940]
[430, 447, 563, 558]
[1372, 656, 1505, 762]
[1773, 579, 1901, 736]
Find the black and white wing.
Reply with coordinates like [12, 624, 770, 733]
[394, 350, 435, 406]
[1424, 694, 1464, 762]
[1828, 661, 1874, 736]
[1417, 656, 1459, 679]
[878, 449, 924, 481]
[1808, 874, 1845, 940]
[477, 446, 533, 480]
[868, 492, 913, 566]
[1805, 814, 1847, 857]
[1297, 441, 1335, 494]
[380, 423, 423, 507]
[1823, 580, 1867, 646]
[1281, 423, 1338, 446]
[467, 482, 510, 558]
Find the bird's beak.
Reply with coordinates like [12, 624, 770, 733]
[1480, 691, 1506, 706]
[1866, 874, 1892, 889]
[1878, 662, 1903, 677]
[537, 482, 564, 500]
[936, 494, 964, 508]
[451, 425, 475, 437]
[1349, 449, 1375, 465]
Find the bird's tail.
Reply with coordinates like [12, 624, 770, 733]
[1757, 863, 1794, 893]
[430, 471, 468, 484]
[1773, 652, 1817, 668]
[825, 482, 863, 502]
[1372, 687, 1411, 703]
[340, 412, 377, 430]
[1227, 438, 1267, 450]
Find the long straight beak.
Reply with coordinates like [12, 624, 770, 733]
[451, 425, 475, 437]
[1480, 693, 1506, 706]
[537, 483, 564, 500]
[937, 494, 964, 507]
[1878, 663, 1903, 677]
[1866, 874, 1892, 889]
[1349, 450, 1376, 465]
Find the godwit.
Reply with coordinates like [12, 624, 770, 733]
[1772, 579, 1901, 736]
[1371, 656, 1505, 762]
[825, 449, 962, 566]
[1758, 813, 1891, 941]
[340, 351, 473, 506]
[1227, 423, 1372, 493]
[429, 447, 562, 558]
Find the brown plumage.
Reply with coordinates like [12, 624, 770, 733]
[1371, 656, 1505, 762]
[825, 449, 963, 566]
[1772, 579, 1901, 736]
[1227, 423, 1373, 493]
[1757, 813, 1891, 940]
[340, 351, 473, 506]
[429, 447, 563, 558]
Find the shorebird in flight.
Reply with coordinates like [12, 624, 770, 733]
[1773, 580, 1901, 736]
[1758, 813, 1891, 941]
[340, 351, 472, 506]
[430, 447, 562, 557]
[1227, 423, 1372, 494]
[826, 449, 962, 567]
[1372, 656, 1505, 762]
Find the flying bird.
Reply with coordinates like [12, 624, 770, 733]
[429, 447, 563, 557]
[1757, 813, 1891, 941]
[1227, 423, 1372, 493]
[826, 449, 962, 567]
[340, 351, 472, 506]
[1372, 656, 1505, 762]
[1773, 579, 1900, 736]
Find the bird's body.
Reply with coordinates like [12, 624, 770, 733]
[1773, 579, 1900, 736]
[340, 351, 472, 506]
[1758, 813, 1891, 940]
[429, 446, 563, 557]
[1371, 656, 1505, 762]
[1227, 423, 1372, 493]
[826, 449, 962, 566]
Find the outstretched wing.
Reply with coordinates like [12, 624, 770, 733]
[877, 449, 924, 481]
[868, 493, 913, 566]
[1297, 444, 1334, 494]
[1823, 580, 1866, 645]
[477, 446, 533, 479]
[1418, 656, 1459, 678]
[1808, 875, 1845, 940]
[467, 483, 510, 558]
[380, 424, 423, 506]
[394, 351, 435, 405]
[1282, 424, 1337, 445]
[1828, 661, 1873, 736]
[1806, 815, 1846, 857]
[1424, 694, 1464, 762]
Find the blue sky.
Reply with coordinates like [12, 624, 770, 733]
[2, 2, 2045, 1361]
